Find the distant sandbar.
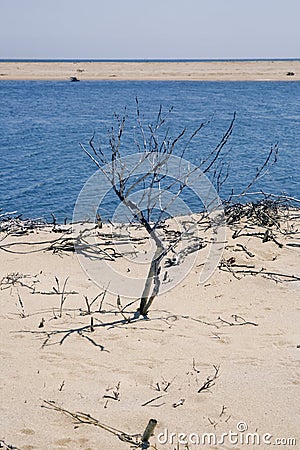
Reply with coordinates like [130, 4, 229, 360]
[0, 60, 299, 81]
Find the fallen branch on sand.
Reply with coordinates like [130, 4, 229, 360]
[219, 260, 300, 283]
[0, 272, 40, 292]
[0, 226, 123, 260]
[218, 315, 258, 327]
[16, 311, 260, 348]
[225, 197, 294, 230]
[0, 213, 48, 234]
[42, 400, 157, 448]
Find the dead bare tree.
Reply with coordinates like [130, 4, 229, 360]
[80, 100, 277, 317]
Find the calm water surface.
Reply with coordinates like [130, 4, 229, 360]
[0, 81, 299, 221]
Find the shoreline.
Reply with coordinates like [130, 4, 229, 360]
[1, 60, 300, 81]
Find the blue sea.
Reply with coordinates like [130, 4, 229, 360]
[0, 80, 299, 222]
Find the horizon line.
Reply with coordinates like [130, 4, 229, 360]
[1, 57, 300, 63]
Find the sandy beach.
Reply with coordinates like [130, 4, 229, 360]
[0, 206, 299, 449]
[0, 60, 300, 81]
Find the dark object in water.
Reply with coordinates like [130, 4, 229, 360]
[286, 72, 295, 76]
[69, 76, 80, 82]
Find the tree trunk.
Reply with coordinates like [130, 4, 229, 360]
[138, 243, 164, 316]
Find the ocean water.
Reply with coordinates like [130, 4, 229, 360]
[0, 80, 299, 222]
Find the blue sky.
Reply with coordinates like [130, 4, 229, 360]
[1, 0, 299, 59]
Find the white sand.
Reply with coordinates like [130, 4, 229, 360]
[0, 211, 299, 449]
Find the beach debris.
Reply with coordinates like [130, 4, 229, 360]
[42, 400, 143, 446]
[0, 211, 47, 234]
[141, 419, 157, 445]
[225, 197, 282, 227]
[103, 381, 121, 402]
[0, 272, 40, 293]
[95, 212, 103, 228]
[38, 318, 45, 328]
[186, 358, 202, 386]
[286, 242, 300, 247]
[141, 394, 167, 407]
[172, 398, 185, 408]
[53, 276, 70, 318]
[208, 417, 218, 429]
[219, 405, 227, 417]
[286, 71, 295, 76]
[218, 315, 258, 327]
[192, 358, 201, 374]
[197, 365, 220, 393]
[35, 280, 78, 296]
[81, 291, 105, 315]
[234, 243, 255, 257]
[226, 256, 236, 265]
[69, 76, 80, 82]
[153, 376, 175, 392]
[80, 289, 107, 315]
[115, 295, 131, 322]
[218, 261, 300, 283]
[0, 224, 125, 258]
[207, 405, 231, 430]
[78, 331, 108, 351]
[89, 316, 94, 332]
[16, 293, 27, 318]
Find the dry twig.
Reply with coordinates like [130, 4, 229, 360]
[198, 365, 220, 393]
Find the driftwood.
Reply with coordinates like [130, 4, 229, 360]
[141, 395, 167, 407]
[218, 315, 258, 327]
[219, 260, 300, 283]
[42, 400, 156, 448]
[225, 196, 300, 237]
[141, 419, 157, 444]
[0, 212, 48, 234]
[0, 272, 40, 292]
[0, 222, 124, 261]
